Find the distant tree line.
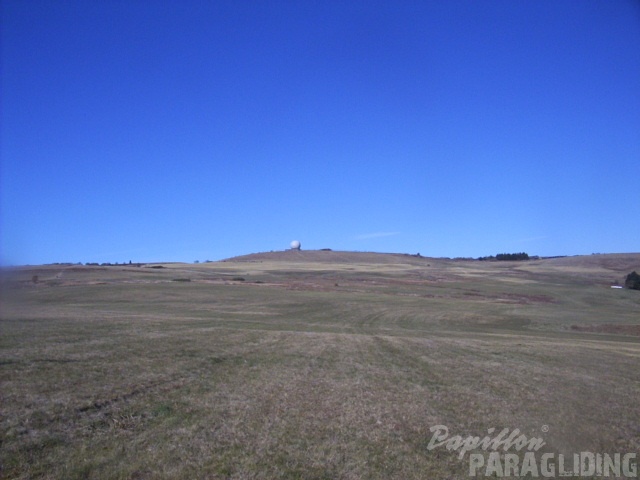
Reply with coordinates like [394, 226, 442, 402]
[478, 252, 530, 261]
[84, 261, 141, 267]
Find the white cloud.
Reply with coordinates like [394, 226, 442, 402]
[355, 232, 401, 240]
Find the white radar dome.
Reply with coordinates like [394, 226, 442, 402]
[290, 240, 301, 250]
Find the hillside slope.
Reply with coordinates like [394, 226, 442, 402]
[221, 249, 433, 265]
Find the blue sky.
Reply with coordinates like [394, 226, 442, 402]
[2, 0, 639, 265]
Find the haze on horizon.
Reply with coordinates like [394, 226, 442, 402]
[1, 1, 639, 265]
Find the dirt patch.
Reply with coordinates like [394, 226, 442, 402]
[570, 324, 640, 336]
[463, 291, 556, 304]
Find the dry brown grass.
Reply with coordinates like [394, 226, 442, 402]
[1, 253, 639, 479]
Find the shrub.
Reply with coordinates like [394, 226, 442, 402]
[625, 271, 640, 290]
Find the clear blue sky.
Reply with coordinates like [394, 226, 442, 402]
[2, 0, 639, 265]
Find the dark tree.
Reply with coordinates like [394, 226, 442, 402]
[495, 252, 529, 261]
[625, 271, 640, 290]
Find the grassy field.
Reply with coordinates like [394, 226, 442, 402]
[1, 252, 639, 479]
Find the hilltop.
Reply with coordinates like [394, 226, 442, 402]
[222, 249, 640, 271]
[221, 249, 434, 265]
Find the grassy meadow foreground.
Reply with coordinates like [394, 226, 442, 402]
[1, 251, 639, 479]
